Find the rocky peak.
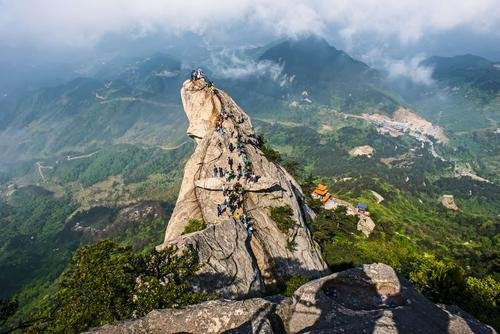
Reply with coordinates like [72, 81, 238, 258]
[158, 78, 327, 297]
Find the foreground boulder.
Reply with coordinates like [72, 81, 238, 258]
[287, 263, 494, 333]
[88, 263, 494, 333]
[87, 298, 285, 334]
[157, 78, 327, 297]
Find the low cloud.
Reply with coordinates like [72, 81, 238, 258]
[0, 0, 498, 50]
[385, 56, 434, 85]
[155, 69, 180, 78]
[210, 50, 283, 80]
[361, 49, 434, 85]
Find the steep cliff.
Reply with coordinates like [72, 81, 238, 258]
[157, 78, 327, 297]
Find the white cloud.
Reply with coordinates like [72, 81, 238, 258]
[210, 50, 283, 80]
[0, 0, 499, 48]
[155, 69, 180, 78]
[386, 56, 434, 85]
[361, 49, 434, 85]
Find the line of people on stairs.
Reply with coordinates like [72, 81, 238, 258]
[191, 68, 258, 237]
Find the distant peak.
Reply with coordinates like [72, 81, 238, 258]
[281, 35, 335, 50]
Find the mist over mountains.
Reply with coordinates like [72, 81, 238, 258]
[0, 31, 499, 331]
[1, 36, 498, 165]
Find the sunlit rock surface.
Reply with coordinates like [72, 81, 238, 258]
[158, 78, 327, 298]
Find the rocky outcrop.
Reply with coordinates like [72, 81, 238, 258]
[441, 194, 460, 211]
[287, 263, 494, 333]
[357, 215, 375, 237]
[86, 298, 285, 334]
[349, 145, 375, 158]
[89, 263, 494, 333]
[158, 78, 327, 298]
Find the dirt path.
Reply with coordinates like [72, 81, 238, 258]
[99, 97, 170, 108]
[66, 150, 101, 161]
[160, 141, 192, 151]
[35, 162, 53, 181]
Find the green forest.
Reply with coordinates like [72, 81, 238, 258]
[0, 144, 191, 332]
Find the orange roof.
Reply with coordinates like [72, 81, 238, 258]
[313, 188, 329, 196]
[320, 193, 332, 203]
[316, 184, 328, 191]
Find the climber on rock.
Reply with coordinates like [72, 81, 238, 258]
[234, 182, 242, 191]
[248, 173, 258, 183]
[217, 204, 223, 216]
[236, 164, 243, 180]
[191, 68, 204, 81]
[220, 107, 228, 120]
[207, 79, 217, 92]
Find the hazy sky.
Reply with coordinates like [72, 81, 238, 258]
[1, 0, 499, 53]
[0, 0, 499, 90]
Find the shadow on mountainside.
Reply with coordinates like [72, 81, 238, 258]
[271, 257, 328, 281]
[221, 299, 288, 334]
[190, 271, 250, 297]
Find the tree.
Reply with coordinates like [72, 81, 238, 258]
[282, 275, 309, 297]
[270, 205, 295, 233]
[48, 240, 139, 332]
[30, 240, 208, 333]
[0, 298, 18, 325]
[181, 219, 206, 235]
[461, 276, 500, 330]
[134, 247, 208, 316]
[282, 159, 301, 178]
[257, 134, 282, 163]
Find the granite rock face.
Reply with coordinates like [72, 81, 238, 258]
[89, 264, 495, 334]
[158, 78, 327, 298]
[287, 263, 495, 334]
[86, 298, 284, 334]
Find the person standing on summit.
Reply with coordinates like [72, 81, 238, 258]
[191, 68, 204, 81]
